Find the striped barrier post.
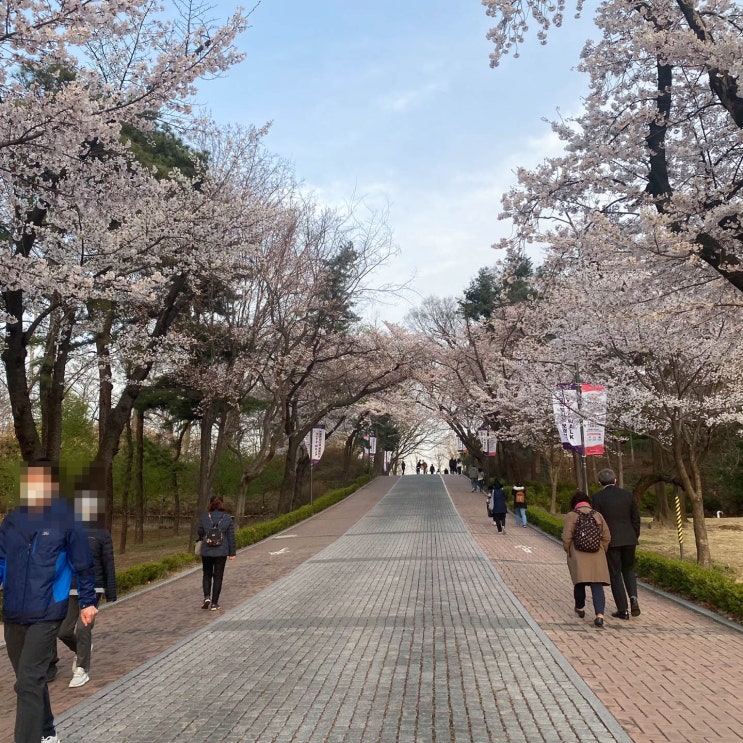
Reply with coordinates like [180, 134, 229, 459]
[674, 493, 684, 560]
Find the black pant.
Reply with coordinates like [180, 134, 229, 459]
[202, 555, 228, 605]
[5, 620, 61, 742]
[574, 583, 606, 615]
[492, 512, 506, 531]
[57, 594, 100, 671]
[606, 545, 638, 612]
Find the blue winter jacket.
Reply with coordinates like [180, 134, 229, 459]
[0, 503, 96, 624]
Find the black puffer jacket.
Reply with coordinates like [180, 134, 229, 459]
[88, 527, 117, 602]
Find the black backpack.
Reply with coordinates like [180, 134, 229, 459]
[573, 509, 602, 553]
[205, 514, 225, 547]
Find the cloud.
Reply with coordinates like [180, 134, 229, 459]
[379, 79, 450, 113]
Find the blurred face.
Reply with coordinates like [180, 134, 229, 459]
[75, 491, 104, 524]
[21, 466, 58, 511]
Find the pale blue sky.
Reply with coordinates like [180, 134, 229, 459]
[201, 1, 596, 322]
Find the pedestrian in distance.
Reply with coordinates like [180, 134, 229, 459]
[468, 464, 478, 492]
[0, 459, 98, 743]
[197, 496, 237, 611]
[429, 463, 435, 474]
[591, 468, 642, 620]
[54, 487, 117, 689]
[562, 492, 611, 628]
[400, 461, 406, 475]
[476, 468, 486, 492]
[489, 481, 508, 533]
[512, 483, 528, 527]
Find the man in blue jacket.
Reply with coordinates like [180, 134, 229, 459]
[0, 460, 98, 743]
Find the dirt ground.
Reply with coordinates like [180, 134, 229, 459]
[639, 516, 743, 581]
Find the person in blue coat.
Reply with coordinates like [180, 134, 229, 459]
[0, 460, 97, 743]
[196, 496, 236, 611]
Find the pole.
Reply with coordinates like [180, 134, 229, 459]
[310, 463, 313, 507]
[574, 366, 589, 494]
[674, 491, 684, 560]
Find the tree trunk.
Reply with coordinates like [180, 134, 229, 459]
[119, 415, 133, 554]
[94, 305, 116, 529]
[170, 422, 189, 535]
[134, 408, 145, 545]
[342, 428, 358, 485]
[671, 422, 711, 568]
[39, 304, 75, 460]
[651, 439, 672, 526]
[615, 440, 625, 489]
[277, 435, 301, 514]
[192, 404, 215, 544]
[2, 289, 43, 462]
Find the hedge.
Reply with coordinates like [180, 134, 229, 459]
[527, 505, 743, 625]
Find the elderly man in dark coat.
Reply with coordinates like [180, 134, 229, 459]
[591, 468, 642, 620]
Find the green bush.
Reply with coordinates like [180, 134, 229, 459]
[528, 505, 743, 625]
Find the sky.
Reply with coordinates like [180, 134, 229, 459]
[200, 1, 598, 323]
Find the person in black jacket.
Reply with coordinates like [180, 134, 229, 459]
[591, 468, 642, 620]
[55, 489, 117, 688]
[197, 496, 237, 611]
[0, 460, 97, 743]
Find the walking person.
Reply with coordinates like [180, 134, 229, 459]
[476, 468, 486, 493]
[592, 468, 642, 619]
[55, 488, 117, 689]
[468, 464, 478, 492]
[400, 461, 406, 475]
[197, 497, 237, 611]
[562, 492, 611, 628]
[489, 481, 508, 533]
[0, 460, 97, 743]
[512, 483, 528, 527]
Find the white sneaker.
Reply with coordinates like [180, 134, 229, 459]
[41, 736, 60, 743]
[69, 667, 89, 688]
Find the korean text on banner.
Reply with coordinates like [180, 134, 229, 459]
[369, 436, 377, 455]
[553, 385, 582, 452]
[580, 385, 607, 456]
[311, 425, 326, 464]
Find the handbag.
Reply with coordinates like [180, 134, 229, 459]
[194, 540, 202, 556]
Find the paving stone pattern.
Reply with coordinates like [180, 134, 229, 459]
[448, 476, 743, 743]
[58, 477, 630, 742]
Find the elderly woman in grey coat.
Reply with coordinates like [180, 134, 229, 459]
[562, 492, 611, 627]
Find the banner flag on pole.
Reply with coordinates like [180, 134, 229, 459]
[581, 385, 607, 456]
[369, 436, 377, 455]
[310, 425, 326, 464]
[487, 431, 497, 457]
[477, 428, 488, 453]
[552, 384, 607, 456]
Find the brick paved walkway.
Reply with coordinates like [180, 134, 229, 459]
[3, 475, 741, 742]
[447, 475, 743, 743]
[55, 476, 630, 742]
